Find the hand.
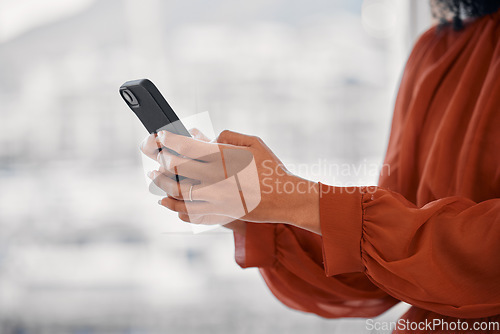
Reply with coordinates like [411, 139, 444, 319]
[141, 128, 244, 226]
[140, 129, 320, 233]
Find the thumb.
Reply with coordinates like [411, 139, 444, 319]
[216, 130, 261, 147]
[189, 128, 211, 142]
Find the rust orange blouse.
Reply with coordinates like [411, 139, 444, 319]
[233, 10, 500, 334]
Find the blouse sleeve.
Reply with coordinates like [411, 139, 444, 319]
[319, 183, 500, 319]
[233, 221, 400, 318]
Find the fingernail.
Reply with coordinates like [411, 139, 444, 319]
[147, 171, 155, 179]
[158, 199, 163, 205]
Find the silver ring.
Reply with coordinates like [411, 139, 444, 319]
[189, 184, 194, 202]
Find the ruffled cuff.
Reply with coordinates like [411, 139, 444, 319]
[319, 183, 365, 276]
[234, 222, 276, 268]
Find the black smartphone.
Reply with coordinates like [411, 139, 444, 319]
[120, 79, 190, 186]
[119, 78, 191, 136]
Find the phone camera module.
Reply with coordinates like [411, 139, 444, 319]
[122, 89, 139, 106]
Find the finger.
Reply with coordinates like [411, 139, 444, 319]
[147, 167, 180, 196]
[156, 130, 220, 160]
[148, 170, 184, 198]
[178, 213, 191, 222]
[159, 197, 214, 215]
[140, 133, 162, 160]
[158, 165, 178, 180]
[157, 149, 225, 180]
[216, 129, 262, 147]
[148, 171, 204, 200]
[189, 128, 211, 142]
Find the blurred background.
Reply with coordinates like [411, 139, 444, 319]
[0, 0, 431, 333]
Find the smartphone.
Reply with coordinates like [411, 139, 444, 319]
[120, 78, 189, 185]
[119, 79, 190, 136]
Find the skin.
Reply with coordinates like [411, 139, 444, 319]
[140, 129, 321, 234]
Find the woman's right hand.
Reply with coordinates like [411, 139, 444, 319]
[139, 128, 320, 233]
[140, 129, 248, 227]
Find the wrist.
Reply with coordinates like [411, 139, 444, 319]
[280, 175, 321, 234]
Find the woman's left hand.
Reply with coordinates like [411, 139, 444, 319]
[140, 129, 320, 232]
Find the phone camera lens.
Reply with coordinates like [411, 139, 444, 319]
[121, 89, 138, 106]
[122, 91, 133, 103]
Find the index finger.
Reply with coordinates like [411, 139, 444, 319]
[156, 130, 221, 160]
[140, 133, 162, 161]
